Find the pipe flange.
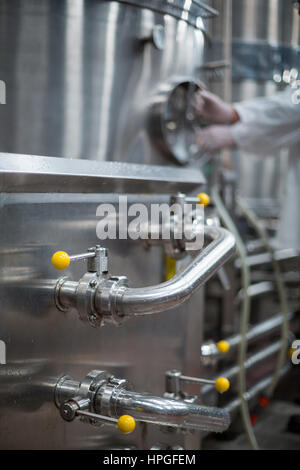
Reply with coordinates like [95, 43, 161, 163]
[54, 375, 73, 408]
[95, 376, 131, 418]
[95, 276, 129, 326]
[54, 277, 70, 312]
[78, 370, 110, 410]
[76, 272, 104, 327]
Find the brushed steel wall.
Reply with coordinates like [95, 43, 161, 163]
[0, 0, 205, 165]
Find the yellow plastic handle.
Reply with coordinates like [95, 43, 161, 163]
[197, 193, 210, 206]
[215, 377, 230, 393]
[51, 251, 70, 270]
[217, 340, 230, 354]
[288, 347, 296, 358]
[117, 414, 136, 434]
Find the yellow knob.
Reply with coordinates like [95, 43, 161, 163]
[197, 193, 210, 206]
[215, 377, 230, 393]
[288, 347, 296, 358]
[117, 415, 136, 434]
[51, 251, 70, 270]
[165, 255, 177, 281]
[217, 340, 230, 354]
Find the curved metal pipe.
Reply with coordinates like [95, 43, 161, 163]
[114, 226, 236, 317]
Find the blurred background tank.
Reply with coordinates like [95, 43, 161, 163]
[231, 0, 300, 209]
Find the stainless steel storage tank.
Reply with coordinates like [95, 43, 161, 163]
[0, 0, 226, 450]
[0, 0, 210, 165]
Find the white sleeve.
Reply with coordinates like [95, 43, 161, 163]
[230, 87, 300, 156]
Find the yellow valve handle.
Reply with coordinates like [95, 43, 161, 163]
[165, 255, 176, 281]
[51, 251, 70, 270]
[217, 340, 230, 354]
[288, 347, 296, 358]
[197, 193, 210, 206]
[117, 414, 136, 434]
[215, 377, 230, 393]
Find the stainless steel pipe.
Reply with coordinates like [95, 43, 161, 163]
[200, 365, 291, 440]
[56, 225, 235, 323]
[202, 341, 282, 396]
[113, 389, 230, 433]
[235, 249, 300, 269]
[224, 365, 291, 415]
[224, 312, 295, 351]
[112, 226, 236, 317]
[55, 372, 230, 434]
[201, 312, 295, 358]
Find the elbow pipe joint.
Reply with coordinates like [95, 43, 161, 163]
[54, 225, 236, 326]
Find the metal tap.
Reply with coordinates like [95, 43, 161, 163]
[55, 370, 230, 434]
[165, 370, 231, 399]
[51, 224, 235, 327]
[52, 245, 128, 327]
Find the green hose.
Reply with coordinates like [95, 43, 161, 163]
[236, 197, 289, 396]
[212, 187, 259, 450]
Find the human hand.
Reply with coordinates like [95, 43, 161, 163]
[196, 125, 236, 152]
[194, 90, 239, 125]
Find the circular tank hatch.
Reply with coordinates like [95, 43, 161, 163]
[149, 80, 205, 165]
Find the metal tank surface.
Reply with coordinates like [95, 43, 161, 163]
[0, 0, 231, 450]
[0, 0, 208, 164]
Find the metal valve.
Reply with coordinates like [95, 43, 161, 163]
[201, 339, 231, 357]
[50, 221, 235, 327]
[155, 192, 211, 259]
[165, 370, 230, 399]
[52, 245, 108, 276]
[60, 397, 136, 434]
[56, 370, 136, 434]
[51, 245, 128, 327]
[54, 369, 230, 434]
[185, 192, 211, 206]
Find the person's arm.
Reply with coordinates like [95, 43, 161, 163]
[195, 87, 300, 154]
[231, 87, 300, 155]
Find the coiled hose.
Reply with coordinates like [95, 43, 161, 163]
[212, 187, 259, 450]
[236, 197, 289, 396]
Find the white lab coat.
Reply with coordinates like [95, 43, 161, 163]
[230, 87, 300, 250]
